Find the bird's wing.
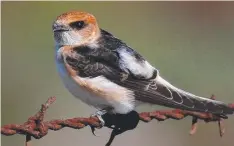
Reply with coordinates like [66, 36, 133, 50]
[100, 29, 158, 80]
[65, 55, 233, 116]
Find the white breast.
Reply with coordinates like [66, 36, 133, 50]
[56, 59, 135, 114]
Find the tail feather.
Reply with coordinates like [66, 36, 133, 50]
[155, 76, 234, 115]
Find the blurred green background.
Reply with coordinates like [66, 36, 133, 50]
[2, 1, 234, 146]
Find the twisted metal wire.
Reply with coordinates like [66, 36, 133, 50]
[1, 96, 233, 145]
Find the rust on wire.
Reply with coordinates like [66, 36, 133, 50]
[1, 96, 233, 146]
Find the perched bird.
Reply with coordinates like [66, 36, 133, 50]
[52, 11, 233, 124]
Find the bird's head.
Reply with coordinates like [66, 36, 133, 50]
[52, 11, 100, 46]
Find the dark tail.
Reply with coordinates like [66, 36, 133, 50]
[155, 76, 234, 116]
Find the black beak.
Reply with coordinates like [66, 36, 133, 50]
[52, 22, 70, 32]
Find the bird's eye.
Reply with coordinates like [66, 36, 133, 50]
[69, 21, 85, 30]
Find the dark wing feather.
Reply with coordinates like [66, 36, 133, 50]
[67, 58, 233, 115]
[122, 77, 233, 115]
[66, 30, 233, 115]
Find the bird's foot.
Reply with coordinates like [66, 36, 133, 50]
[90, 109, 107, 136]
[91, 110, 107, 127]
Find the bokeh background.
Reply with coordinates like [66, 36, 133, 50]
[2, 1, 234, 146]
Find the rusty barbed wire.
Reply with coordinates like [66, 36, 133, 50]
[1, 96, 234, 146]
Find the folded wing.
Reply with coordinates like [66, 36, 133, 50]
[67, 57, 233, 116]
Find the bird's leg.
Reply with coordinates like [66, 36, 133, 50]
[90, 108, 111, 136]
[91, 109, 107, 126]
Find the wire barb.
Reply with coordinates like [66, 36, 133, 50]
[1, 95, 233, 146]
